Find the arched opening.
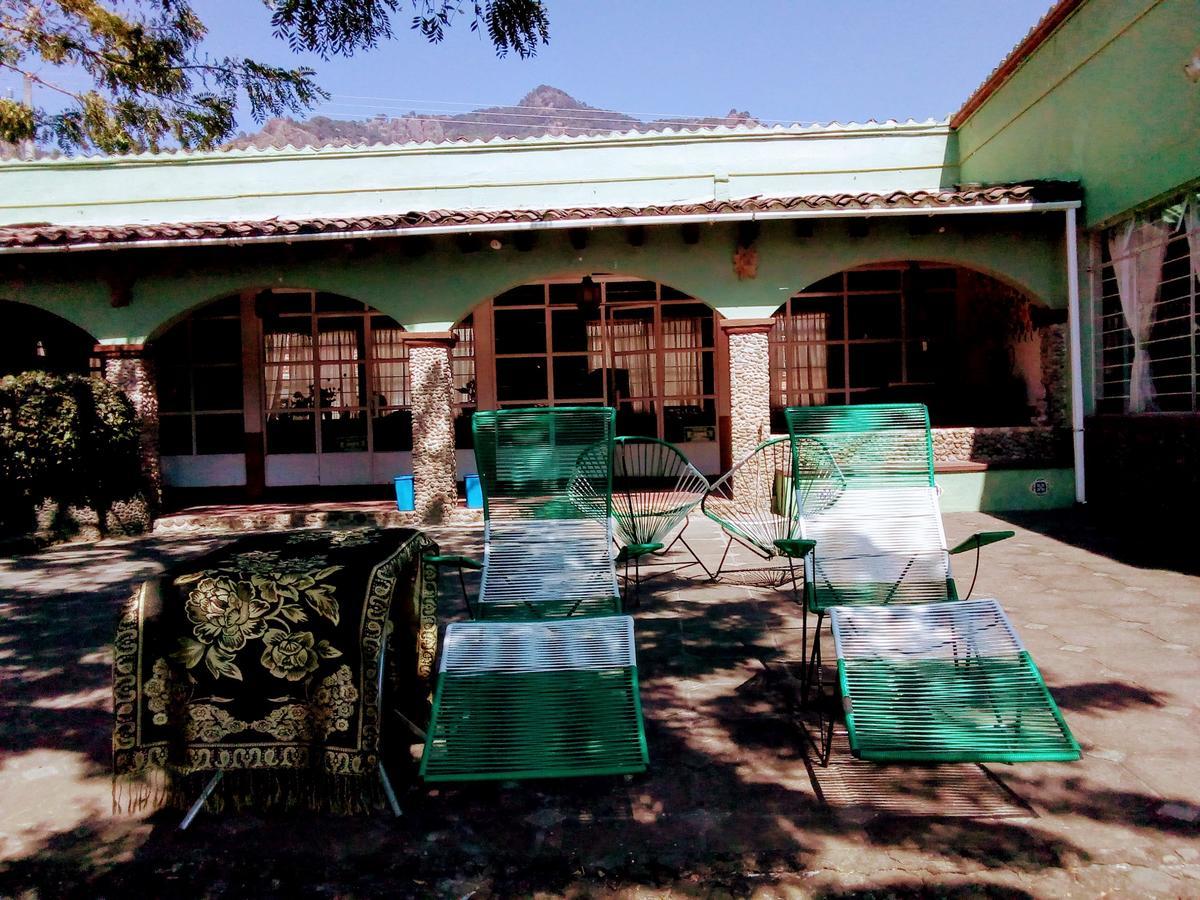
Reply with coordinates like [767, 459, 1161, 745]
[152, 288, 479, 491]
[768, 262, 1060, 430]
[472, 274, 719, 472]
[0, 300, 97, 377]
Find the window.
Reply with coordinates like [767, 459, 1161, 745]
[452, 315, 476, 447]
[1098, 190, 1200, 413]
[155, 296, 245, 455]
[770, 265, 956, 428]
[262, 291, 411, 454]
[491, 278, 717, 441]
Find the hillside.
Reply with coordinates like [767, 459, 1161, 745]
[225, 85, 760, 149]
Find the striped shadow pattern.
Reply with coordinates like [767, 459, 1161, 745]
[831, 599, 1080, 763]
[420, 616, 649, 781]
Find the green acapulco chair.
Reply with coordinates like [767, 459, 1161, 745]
[420, 406, 649, 782]
[701, 436, 842, 587]
[784, 403, 1080, 766]
[575, 436, 711, 604]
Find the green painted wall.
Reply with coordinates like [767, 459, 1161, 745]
[958, 0, 1200, 227]
[937, 467, 1076, 512]
[0, 214, 1067, 342]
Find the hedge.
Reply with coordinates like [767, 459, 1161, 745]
[0, 371, 143, 535]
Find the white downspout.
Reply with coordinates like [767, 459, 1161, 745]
[1065, 206, 1087, 504]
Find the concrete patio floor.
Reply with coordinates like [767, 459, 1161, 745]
[0, 510, 1197, 898]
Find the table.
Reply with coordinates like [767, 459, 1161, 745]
[113, 527, 438, 815]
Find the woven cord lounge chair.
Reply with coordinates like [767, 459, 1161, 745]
[420, 407, 649, 782]
[784, 403, 1079, 765]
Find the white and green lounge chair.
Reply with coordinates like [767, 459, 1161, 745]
[784, 403, 1080, 765]
[420, 407, 649, 782]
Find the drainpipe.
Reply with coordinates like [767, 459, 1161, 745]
[1065, 206, 1086, 504]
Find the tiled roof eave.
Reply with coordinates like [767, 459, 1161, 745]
[0, 186, 1079, 252]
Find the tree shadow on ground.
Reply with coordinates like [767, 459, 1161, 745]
[995, 508, 1200, 576]
[1, 522, 1197, 898]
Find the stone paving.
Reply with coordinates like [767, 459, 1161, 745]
[0, 510, 1197, 898]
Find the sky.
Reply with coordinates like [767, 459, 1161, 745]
[4, 0, 1057, 134]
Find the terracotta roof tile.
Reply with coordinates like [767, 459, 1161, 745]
[0, 184, 1073, 251]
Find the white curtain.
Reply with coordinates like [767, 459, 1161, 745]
[264, 331, 313, 411]
[771, 311, 829, 407]
[317, 328, 360, 408]
[371, 327, 408, 408]
[1187, 195, 1200, 294]
[595, 319, 654, 411]
[662, 317, 704, 399]
[1108, 218, 1170, 412]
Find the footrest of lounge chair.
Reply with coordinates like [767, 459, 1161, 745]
[830, 599, 1080, 763]
[420, 616, 649, 781]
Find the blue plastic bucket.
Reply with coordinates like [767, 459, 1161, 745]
[393, 475, 415, 511]
[464, 474, 483, 509]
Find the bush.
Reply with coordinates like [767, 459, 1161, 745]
[0, 371, 143, 536]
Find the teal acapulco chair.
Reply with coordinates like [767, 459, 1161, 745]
[419, 406, 649, 782]
[700, 435, 839, 587]
[783, 403, 1080, 766]
[575, 436, 711, 603]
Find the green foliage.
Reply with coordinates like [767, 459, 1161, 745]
[0, 371, 142, 532]
[1, 0, 550, 153]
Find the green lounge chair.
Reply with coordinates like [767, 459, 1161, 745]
[784, 403, 1079, 765]
[420, 406, 648, 782]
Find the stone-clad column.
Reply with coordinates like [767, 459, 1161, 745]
[408, 333, 459, 523]
[721, 319, 773, 465]
[96, 342, 162, 509]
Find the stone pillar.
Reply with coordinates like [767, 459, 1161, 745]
[721, 319, 773, 465]
[408, 334, 459, 523]
[96, 343, 162, 510]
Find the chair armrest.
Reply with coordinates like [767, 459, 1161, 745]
[949, 530, 1015, 555]
[773, 538, 817, 559]
[422, 553, 483, 570]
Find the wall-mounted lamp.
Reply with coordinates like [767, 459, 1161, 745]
[577, 275, 601, 317]
[1186, 45, 1200, 83]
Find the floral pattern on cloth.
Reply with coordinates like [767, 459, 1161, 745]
[112, 528, 439, 812]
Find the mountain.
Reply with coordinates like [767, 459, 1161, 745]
[224, 85, 760, 149]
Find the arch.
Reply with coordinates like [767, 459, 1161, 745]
[769, 260, 1060, 428]
[0, 299, 98, 377]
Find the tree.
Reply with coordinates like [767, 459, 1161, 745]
[0, 0, 550, 154]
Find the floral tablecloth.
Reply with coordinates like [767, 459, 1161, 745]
[113, 527, 438, 813]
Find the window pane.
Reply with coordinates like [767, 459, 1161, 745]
[849, 344, 902, 392]
[191, 318, 241, 364]
[315, 292, 365, 312]
[157, 366, 191, 413]
[266, 412, 315, 454]
[371, 362, 409, 407]
[317, 317, 364, 361]
[195, 414, 245, 455]
[159, 415, 193, 455]
[494, 284, 545, 306]
[664, 399, 715, 443]
[551, 308, 592, 352]
[318, 363, 364, 408]
[907, 291, 956, 340]
[372, 408, 413, 451]
[789, 297, 844, 340]
[454, 408, 474, 449]
[496, 357, 547, 402]
[321, 409, 367, 452]
[552, 355, 603, 400]
[847, 295, 902, 340]
[605, 281, 657, 303]
[616, 400, 657, 437]
[194, 365, 244, 411]
[548, 283, 582, 306]
[847, 269, 901, 292]
[494, 308, 546, 354]
[263, 292, 312, 314]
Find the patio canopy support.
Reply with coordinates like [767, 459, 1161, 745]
[1065, 206, 1086, 504]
